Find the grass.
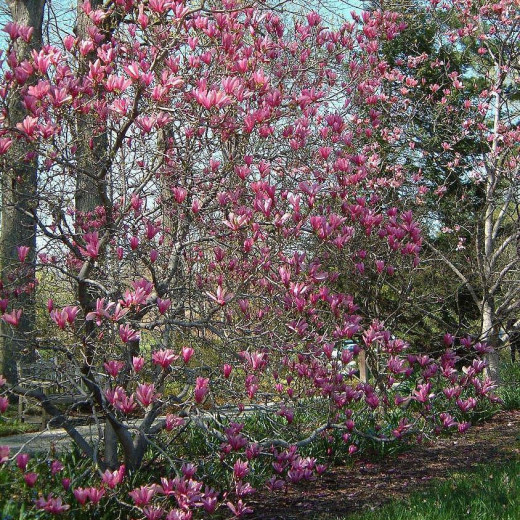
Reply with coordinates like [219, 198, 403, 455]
[317, 458, 520, 520]
[0, 419, 40, 437]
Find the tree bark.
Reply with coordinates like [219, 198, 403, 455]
[0, 0, 45, 384]
[482, 298, 500, 383]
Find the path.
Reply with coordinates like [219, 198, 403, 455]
[0, 424, 100, 454]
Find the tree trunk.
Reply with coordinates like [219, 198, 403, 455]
[482, 298, 500, 383]
[0, 0, 45, 384]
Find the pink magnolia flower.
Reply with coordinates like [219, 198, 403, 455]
[240, 351, 267, 371]
[233, 459, 250, 480]
[0, 396, 8, 413]
[157, 298, 171, 315]
[101, 465, 125, 489]
[24, 472, 38, 487]
[181, 346, 194, 364]
[206, 285, 233, 306]
[16, 453, 29, 470]
[222, 364, 232, 378]
[1, 309, 22, 327]
[50, 460, 64, 475]
[132, 356, 145, 372]
[152, 349, 178, 369]
[86, 487, 105, 504]
[166, 509, 192, 520]
[0, 137, 12, 155]
[136, 383, 156, 407]
[73, 487, 89, 505]
[50, 309, 67, 329]
[104, 360, 125, 378]
[84, 231, 100, 259]
[165, 414, 185, 431]
[35, 494, 70, 514]
[130, 236, 139, 250]
[86, 298, 114, 326]
[458, 422, 471, 433]
[65, 306, 79, 323]
[129, 485, 156, 507]
[17, 245, 30, 262]
[0, 445, 9, 464]
[227, 499, 253, 518]
[115, 393, 137, 414]
[143, 506, 165, 520]
[119, 324, 140, 343]
[194, 377, 209, 404]
[201, 492, 218, 514]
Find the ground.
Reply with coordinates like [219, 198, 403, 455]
[249, 410, 520, 519]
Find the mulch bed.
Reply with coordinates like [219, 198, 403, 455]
[249, 410, 520, 519]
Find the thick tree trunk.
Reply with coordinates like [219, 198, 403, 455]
[0, 0, 45, 384]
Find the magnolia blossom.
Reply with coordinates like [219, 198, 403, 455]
[101, 465, 125, 489]
[152, 349, 178, 369]
[194, 377, 209, 404]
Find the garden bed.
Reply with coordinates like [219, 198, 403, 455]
[250, 410, 520, 519]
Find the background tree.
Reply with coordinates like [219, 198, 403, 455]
[0, 0, 45, 384]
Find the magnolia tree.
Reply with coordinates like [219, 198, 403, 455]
[0, 0, 500, 518]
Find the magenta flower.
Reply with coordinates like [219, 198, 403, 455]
[0, 396, 8, 413]
[222, 364, 232, 378]
[73, 487, 89, 505]
[16, 453, 29, 470]
[152, 349, 178, 369]
[24, 472, 38, 487]
[157, 298, 171, 315]
[35, 494, 70, 514]
[165, 414, 185, 431]
[130, 236, 139, 250]
[132, 356, 145, 372]
[101, 465, 125, 489]
[129, 485, 156, 507]
[17, 245, 30, 262]
[136, 383, 156, 407]
[86, 487, 105, 504]
[194, 377, 209, 403]
[1, 309, 22, 327]
[181, 346, 194, 364]
[233, 459, 250, 480]
[84, 231, 100, 259]
[143, 506, 165, 520]
[119, 324, 140, 343]
[50, 460, 64, 475]
[0, 445, 9, 464]
[104, 360, 125, 378]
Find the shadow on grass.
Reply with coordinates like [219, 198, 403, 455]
[320, 458, 520, 520]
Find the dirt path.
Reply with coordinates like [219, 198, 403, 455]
[249, 410, 520, 519]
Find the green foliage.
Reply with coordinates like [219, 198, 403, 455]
[0, 419, 39, 437]
[498, 362, 520, 411]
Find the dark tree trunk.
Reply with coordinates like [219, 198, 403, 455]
[0, 0, 45, 384]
